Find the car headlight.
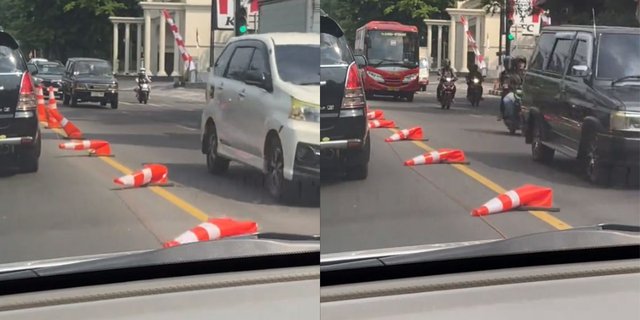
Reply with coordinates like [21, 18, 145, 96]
[445, 77, 453, 82]
[109, 82, 118, 89]
[366, 71, 385, 83]
[290, 97, 320, 123]
[473, 78, 480, 84]
[74, 83, 86, 90]
[610, 111, 640, 131]
[402, 74, 418, 83]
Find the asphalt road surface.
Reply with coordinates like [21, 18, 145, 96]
[0, 80, 319, 264]
[321, 81, 639, 254]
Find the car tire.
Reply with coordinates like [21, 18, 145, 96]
[70, 93, 78, 107]
[584, 133, 611, 185]
[111, 99, 118, 109]
[531, 121, 554, 163]
[205, 123, 230, 174]
[406, 93, 414, 102]
[100, 101, 107, 106]
[346, 134, 370, 180]
[19, 130, 40, 173]
[63, 92, 70, 105]
[265, 135, 291, 201]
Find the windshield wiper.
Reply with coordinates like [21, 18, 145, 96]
[611, 75, 640, 86]
[373, 58, 402, 68]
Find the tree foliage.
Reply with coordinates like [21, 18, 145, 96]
[321, 0, 454, 45]
[0, 0, 141, 61]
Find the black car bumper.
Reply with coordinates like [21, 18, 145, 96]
[293, 142, 320, 182]
[73, 90, 118, 102]
[0, 115, 40, 154]
[597, 132, 640, 167]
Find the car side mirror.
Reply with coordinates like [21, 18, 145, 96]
[244, 70, 272, 92]
[27, 64, 38, 75]
[354, 55, 368, 68]
[571, 65, 591, 78]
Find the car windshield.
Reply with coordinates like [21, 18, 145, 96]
[321, 33, 352, 65]
[75, 61, 111, 76]
[36, 63, 64, 75]
[367, 30, 419, 68]
[274, 44, 320, 85]
[597, 33, 640, 80]
[0, 46, 24, 73]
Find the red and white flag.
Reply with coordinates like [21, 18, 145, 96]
[162, 9, 196, 71]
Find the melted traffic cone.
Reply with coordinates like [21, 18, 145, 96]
[163, 217, 258, 248]
[367, 110, 385, 120]
[471, 184, 558, 216]
[403, 148, 467, 166]
[385, 127, 426, 142]
[113, 164, 171, 188]
[59, 140, 112, 156]
[368, 119, 396, 128]
[36, 86, 47, 123]
[45, 87, 61, 129]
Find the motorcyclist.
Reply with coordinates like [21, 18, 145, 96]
[136, 67, 151, 85]
[436, 59, 457, 102]
[499, 56, 527, 120]
[465, 63, 484, 100]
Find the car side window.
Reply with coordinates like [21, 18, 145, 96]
[214, 45, 234, 77]
[248, 48, 267, 74]
[225, 47, 255, 81]
[569, 35, 592, 73]
[530, 33, 554, 71]
[547, 38, 573, 74]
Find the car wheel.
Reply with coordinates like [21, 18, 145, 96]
[205, 123, 230, 174]
[100, 101, 107, 106]
[111, 99, 118, 109]
[584, 133, 611, 185]
[265, 136, 290, 200]
[70, 94, 78, 107]
[63, 92, 70, 105]
[346, 134, 370, 180]
[19, 131, 40, 173]
[531, 121, 554, 163]
[406, 93, 414, 102]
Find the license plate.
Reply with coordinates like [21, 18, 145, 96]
[91, 92, 103, 97]
[388, 87, 399, 92]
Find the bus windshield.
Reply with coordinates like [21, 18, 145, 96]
[366, 30, 418, 69]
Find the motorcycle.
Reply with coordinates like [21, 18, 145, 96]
[135, 78, 150, 104]
[467, 77, 482, 107]
[439, 77, 456, 110]
[503, 84, 523, 135]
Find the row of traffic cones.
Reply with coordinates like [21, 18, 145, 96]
[40, 85, 258, 247]
[371, 105, 560, 217]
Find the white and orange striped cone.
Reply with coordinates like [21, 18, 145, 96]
[385, 127, 427, 142]
[163, 217, 258, 248]
[367, 110, 385, 120]
[36, 86, 47, 123]
[368, 119, 397, 128]
[45, 87, 61, 129]
[471, 184, 559, 217]
[59, 140, 112, 157]
[113, 164, 172, 188]
[403, 148, 468, 166]
[52, 113, 84, 139]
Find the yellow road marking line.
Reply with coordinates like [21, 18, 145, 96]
[390, 129, 571, 230]
[50, 127, 209, 222]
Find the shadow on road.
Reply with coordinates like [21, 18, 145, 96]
[160, 162, 320, 208]
[464, 127, 517, 137]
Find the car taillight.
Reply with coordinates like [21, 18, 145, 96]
[342, 63, 365, 109]
[17, 72, 36, 111]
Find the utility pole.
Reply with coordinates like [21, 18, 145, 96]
[498, 0, 505, 66]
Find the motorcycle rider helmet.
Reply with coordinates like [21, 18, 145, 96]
[514, 56, 527, 70]
[442, 59, 451, 68]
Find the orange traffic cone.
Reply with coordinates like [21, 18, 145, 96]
[113, 164, 171, 187]
[367, 110, 385, 120]
[403, 148, 468, 166]
[368, 119, 396, 128]
[45, 87, 61, 129]
[36, 86, 47, 123]
[385, 127, 426, 142]
[471, 184, 559, 216]
[163, 217, 258, 248]
[59, 140, 112, 156]
[54, 114, 83, 139]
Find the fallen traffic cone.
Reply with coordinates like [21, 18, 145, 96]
[368, 119, 396, 128]
[367, 110, 385, 120]
[385, 127, 427, 142]
[59, 140, 112, 157]
[163, 217, 258, 248]
[403, 148, 468, 166]
[113, 164, 172, 187]
[471, 184, 559, 216]
[45, 87, 61, 129]
[53, 114, 83, 139]
[36, 86, 47, 123]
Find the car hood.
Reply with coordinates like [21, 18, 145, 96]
[36, 74, 63, 81]
[596, 85, 640, 112]
[279, 82, 320, 105]
[75, 76, 117, 84]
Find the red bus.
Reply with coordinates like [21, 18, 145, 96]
[354, 21, 420, 102]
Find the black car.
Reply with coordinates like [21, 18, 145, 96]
[522, 25, 640, 185]
[0, 31, 41, 173]
[28, 61, 65, 99]
[61, 58, 118, 109]
[320, 12, 370, 180]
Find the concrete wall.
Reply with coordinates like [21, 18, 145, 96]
[183, 5, 211, 77]
[483, 12, 501, 78]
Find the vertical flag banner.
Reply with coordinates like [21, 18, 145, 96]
[162, 9, 196, 71]
[460, 16, 486, 70]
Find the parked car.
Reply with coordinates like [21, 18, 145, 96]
[201, 32, 319, 201]
[0, 31, 41, 172]
[61, 58, 118, 109]
[522, 25, 640, 185]
[320, 12, 370, 180]
[28, 60, 65, 99]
